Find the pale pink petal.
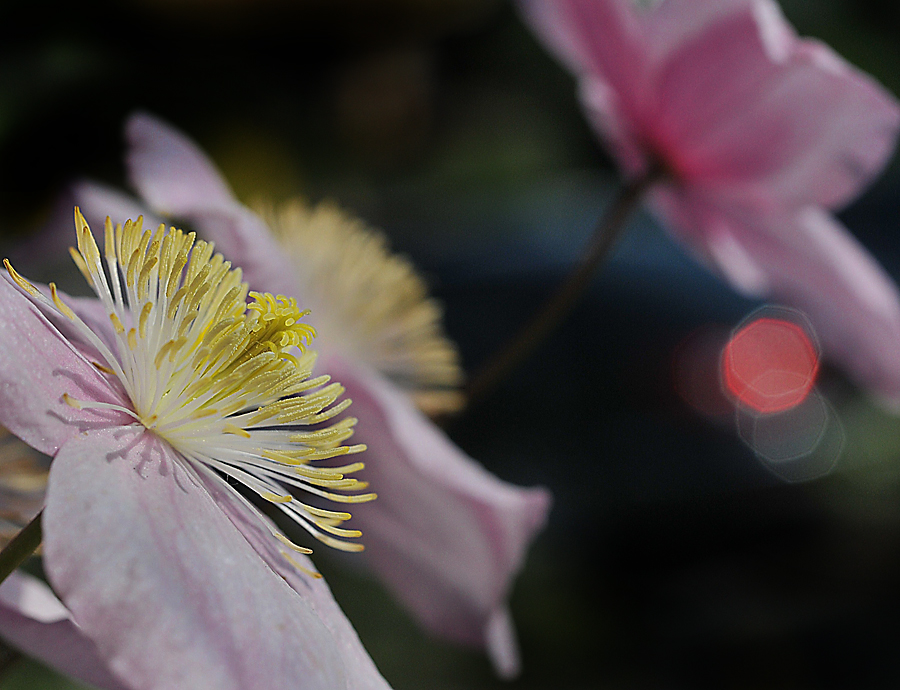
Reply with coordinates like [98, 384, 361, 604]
[0, 278, 132, 456]
[43, 427, 363, 690]
[655, 189, 900, 400]
[64, 295, 124, 359]
[323, 356, 551, 678]
[0, 572, 69, 624]
[197, 474, 392, 690]
[124, 113, 300, 298]
[73, 181, 166, 234]
[654, 1, 900, 209]
[125, 112, 234, 215]
[0, 572, 127, 690]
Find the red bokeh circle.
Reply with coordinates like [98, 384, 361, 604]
[721, 317, 819, 414]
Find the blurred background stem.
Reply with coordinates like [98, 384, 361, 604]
[461, 171, 660, 411]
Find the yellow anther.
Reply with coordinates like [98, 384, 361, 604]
[275, 533, 315, 554]
[262, 491, 293, 504]
[109, 312, 126, 335]
[62, 393, 82, 409]
[127, 328, 137, 350]
[3, 260, 40, 297]
[92, 361, 116, 375]
[49, 284, 76, 320]
[67, 248, 94, 287]
[139, 302, 153, 339]
[313, 533, 365, 552]
[104, 217, 116, 262]
[314, 522, 362, 539]
[298, 505, 352, 521]
[137, 256, 158, 301]
[222, 424, 251, 438]
[315, 491, 377, 504]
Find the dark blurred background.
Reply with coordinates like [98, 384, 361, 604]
[2, 0, 900, 688]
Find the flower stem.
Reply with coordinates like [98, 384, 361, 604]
[462, 172, 658, 410]
[0, 511, 42, 586]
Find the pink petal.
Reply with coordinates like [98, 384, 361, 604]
[323, 356, 551, 678]
[197, 474, 392, 690]
[655, 188, 900, 401]
[124, 113, 299, 298]
[43, 427, 371, 690]
[125, 112, 235, 215]
[653, 0, 900, 209]
[0, 278, 132, 456]
[644, 0, 761, 64]
[0, 572, 128, 690]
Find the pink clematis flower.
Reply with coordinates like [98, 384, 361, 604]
[0, 210, 393, 689]
[73, 112, 551, 679]
[520, 0, 900, 402]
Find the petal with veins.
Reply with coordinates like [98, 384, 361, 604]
[0, 277, 132, 456]
[43, 427, 349, 690]
[324, 356, 550, 678]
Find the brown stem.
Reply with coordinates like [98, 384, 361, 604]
[0, 511, 42, 587]
[462, 172, 658, 410]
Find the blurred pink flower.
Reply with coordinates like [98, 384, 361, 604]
[0, 214, 391, 689]
[520, 0, 900, 402]
[71, 112, 551, 678]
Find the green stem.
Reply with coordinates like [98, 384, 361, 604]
[462, 172, 658, 410]
[0, 511, 42, 586]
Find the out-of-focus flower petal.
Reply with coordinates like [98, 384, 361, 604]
[125, 112, 234, 215]
[124, 114, 298, 298]
[0, 572, 128, 690]
[74, 181, 165, 239]
[182, 208, 300, 300]
[73, 182, 166, 233]
[43, 427, 350, 690]
[644, 0, 761, 64]
[0, 278, 131, 456]
[323, 355, 551, 678]
[654, 1, 900, 209]
[656, 188, 900, 400]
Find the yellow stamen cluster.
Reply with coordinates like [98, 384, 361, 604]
[261, 199, 465, 415]
[5, 209, 376, 556]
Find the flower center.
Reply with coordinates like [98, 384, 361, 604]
[5, 209, 376, 558]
